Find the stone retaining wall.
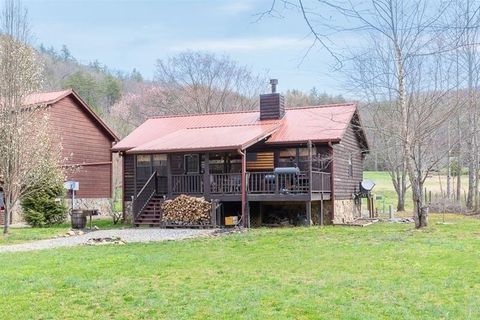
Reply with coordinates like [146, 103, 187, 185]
[66, 198, 112, 216]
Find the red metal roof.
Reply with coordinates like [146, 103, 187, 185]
[24, 89, 72, 106]
[113, 103, 360, 153]
[24, 89, 119, 142]
[268, 104, 357, 144]
[128, 124, 279, 153]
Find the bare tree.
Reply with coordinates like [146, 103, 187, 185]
[0, 0, 64, 234]
[154, 51, 268, 114]
[269, 0, 461, 227]
[448, 0, 480, 210]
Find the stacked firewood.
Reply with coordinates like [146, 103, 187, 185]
[161, 194, 212, 225]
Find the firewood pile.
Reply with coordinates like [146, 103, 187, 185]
[161, 194, 212, 226]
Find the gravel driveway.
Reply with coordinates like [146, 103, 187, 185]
[0, 228, 217, 253]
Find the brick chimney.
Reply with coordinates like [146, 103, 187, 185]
[260, 79, 285, 120]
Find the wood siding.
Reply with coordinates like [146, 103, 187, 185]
[123, 154, 135, 201]
[333, 122, 364, 200]
[47, 96, 113, 198]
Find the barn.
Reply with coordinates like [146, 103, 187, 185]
[7, 89, 118, 224]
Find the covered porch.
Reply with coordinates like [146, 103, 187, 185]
[133, 146, 332, 201]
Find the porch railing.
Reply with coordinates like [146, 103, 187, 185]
[248, 171, 331, 194]
[210, 173, 242, 194]
[132, 171, 157, 221]
[311, 171, 331, 193]
[150, 171, 331, 197]
[172, 174, 204, 194]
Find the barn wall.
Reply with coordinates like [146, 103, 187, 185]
[333, 122, 364, 200]
[48, 96, 113, 198]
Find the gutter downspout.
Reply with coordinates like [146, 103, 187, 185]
[238, 148, 248, 228]
[328, 141, 335, 222]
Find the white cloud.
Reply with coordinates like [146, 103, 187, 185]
[218, 0, 255, 15]
[170, 36, 310, 52]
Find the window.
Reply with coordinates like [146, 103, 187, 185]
[184, 154, 199, 174]
[229, 158, 242, 173]
[348, 154, 353, 177]
[152, 154, 167, 176]
[136, 155, 152, 182]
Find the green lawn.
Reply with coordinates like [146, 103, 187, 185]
[0, 219, 127, 246]
[364, 171, 469, 212]
[1, 214, 479, 319]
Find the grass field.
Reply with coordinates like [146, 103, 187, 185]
[0, 214, 479, 319]
[364, 171, 468, 212]
[0, 219, 125, 246]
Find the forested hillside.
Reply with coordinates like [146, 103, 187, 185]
[39, 45, 345, 138]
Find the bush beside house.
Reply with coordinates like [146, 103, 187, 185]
[21, 183, 67, 227]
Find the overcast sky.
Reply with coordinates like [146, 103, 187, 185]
[24, 0, 346, 94]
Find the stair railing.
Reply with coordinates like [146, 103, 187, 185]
[132, 171, 157, 221]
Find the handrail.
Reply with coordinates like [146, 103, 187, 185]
[132, 171, 157, 221]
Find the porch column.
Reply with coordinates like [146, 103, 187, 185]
[307, 140, 313, 226]
[240, 149, 248, 228]
[308, 140, 313, 195]
[166, 154, 172, 198]
[320, 195, 324, 226]
[204, 153, 210, 200]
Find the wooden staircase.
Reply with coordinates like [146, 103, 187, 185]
[134, 195, 164, 227]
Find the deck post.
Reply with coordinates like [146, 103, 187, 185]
[308, 140, 313, 194]
[204, 153, 210, 200]
[306, 201, 312, 225]
[320, 195, 324, 226]
[239, 149, 248, 228]
[166, 154, 172, 198]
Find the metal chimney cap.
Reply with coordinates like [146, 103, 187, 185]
[269, 79, 278, 93]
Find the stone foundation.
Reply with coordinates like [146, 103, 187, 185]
[67, 198, 112, 217]
[5, 198, 113, 225]
[124, 201, 133, 223]
[332, 199, 361, 224]
[9, 202, 24, 224]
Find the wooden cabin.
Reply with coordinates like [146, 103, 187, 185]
[7, 90, 119, 224]
[112, 81, 369, 227]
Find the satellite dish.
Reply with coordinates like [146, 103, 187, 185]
[360, 180, 375, 192]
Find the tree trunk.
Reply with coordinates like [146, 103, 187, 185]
[416, 206, 428, 228]
[3, 204, 9, 235]
[456, 115, 462, 203]
[446, 121, 451, 199]
[411, 176, 428, 228]
[397, 194, 405, 211]
[467, 160, 475, 209]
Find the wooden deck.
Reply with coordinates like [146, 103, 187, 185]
[157, 170, 331, 201]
